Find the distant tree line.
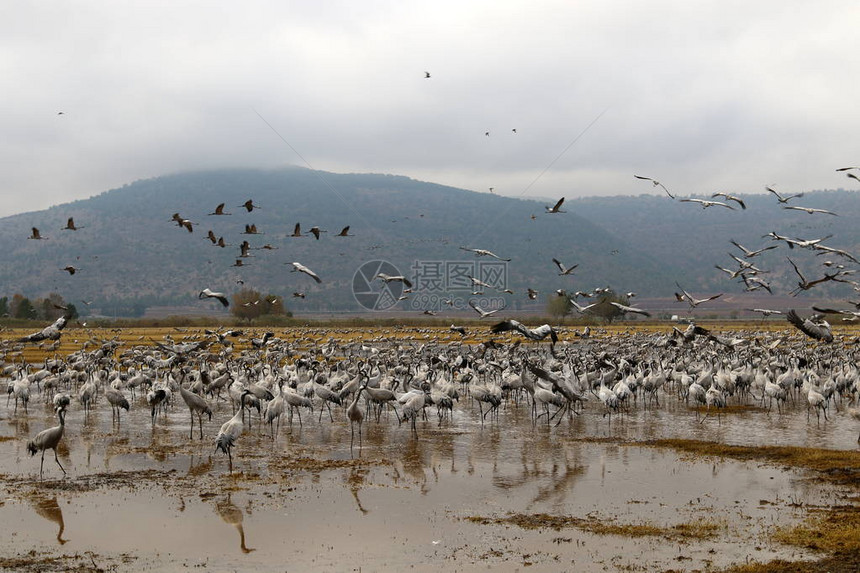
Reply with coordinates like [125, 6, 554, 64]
[546, 288, 632, 323]
[230, 288, 291, 322]
[0, 293, 79, 321]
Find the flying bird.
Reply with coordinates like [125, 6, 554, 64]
[309, 226, 326, 240]
[748, 308, 782, 317]
[199, 288, 230, 307]
[239, 241, 252, 258]
[674, 284, 723, 308]
[242, 224, 261, 235]
[729, 239, 777, 258]
[62, 217, 83, 230]
[19, 316, 68, 343]
[491, 319, 558, 342]
[527, 288, 539, 300]
[552, 258, 577, 275]
[545, 197, 566, 213]
[376, 273, 413, 288]
[29, 227, 47, 240]
[208, 203, 232, 216]
[61, 266, 79, 275]
[711, 192, 746, 209]
[459, 246, 511, 261]
[633, 175, 675, 199]
[469, 299, 503, 318]
[786, 309, 833, 342]
[292, 292, 306, 299]
[679, 198, 735, 210]
[782, 205, 838, 216]
[424, 71, 431, 78]
[336, 226, 353, 237]
[290, 223, 303, 238]
[609, 301, 651, 317]
[239, 199, 260, 212]
[765, 185, 804, 204]
[450, 325, 466, 336]
[291, 262, 322, 283]
[787, 257, 842, 295]
[847, 172, 860, 183]
[170, 213, 194, 232]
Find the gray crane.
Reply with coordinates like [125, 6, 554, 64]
[27, 406, 67, 479]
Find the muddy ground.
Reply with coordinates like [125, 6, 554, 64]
[0, 327, 858, 572]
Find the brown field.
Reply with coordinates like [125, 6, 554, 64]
[0, 321, 858, 572]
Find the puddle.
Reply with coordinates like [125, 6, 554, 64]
[0, 393, 853, 572]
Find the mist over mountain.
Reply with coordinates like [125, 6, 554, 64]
[1, 167, 857, 317]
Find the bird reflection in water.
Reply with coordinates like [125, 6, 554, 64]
[348, 466, 369, 515]
[215, 494, 255, 553]
[29, 493, 68, 545]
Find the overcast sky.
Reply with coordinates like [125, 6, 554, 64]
[3, 1, 859, 218]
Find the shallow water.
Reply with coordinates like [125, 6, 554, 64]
[1, 387, 856, 572]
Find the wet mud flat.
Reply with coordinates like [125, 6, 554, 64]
[0, 397, 858, 573]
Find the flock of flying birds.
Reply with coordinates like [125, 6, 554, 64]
[629, 167, 860, 341]
[17, 161, 860, 344]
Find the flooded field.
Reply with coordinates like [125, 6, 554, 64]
[0, 325, 858, 572]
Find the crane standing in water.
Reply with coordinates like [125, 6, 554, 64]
[27, 405, 67, 479]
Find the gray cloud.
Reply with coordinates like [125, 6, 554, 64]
[3, 1, 859, 218]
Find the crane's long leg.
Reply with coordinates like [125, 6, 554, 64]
[40, 450, 46, 479]
[54, 448, 65, 475]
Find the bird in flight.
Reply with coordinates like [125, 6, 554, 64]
[786, 309, 833, 342]
[610, 301, 651, 317]
[376, 273, 413, 288]
[633, 175, 675, 199]
[292, 292, 306, 299]
[747, 308, 782, 318]
[424, 71, 431, 78]
[29, 227, 47, 240]
[491, 319, 558, 342]
[729, 239, 777, 258]
[459, 246, 511, 261]
[786, 257, 844, 295]
[242, 224, 262, 235]
[765, 185, 804, 204]
[679, 198, 735, 210]
[469, 299, 502, 318]
[782, 205, 838, 216]
[239, 199, 260, 212]
[19, 315, 68, 343]
[199, 288, 230, 307]
[208, 203, 232, 216]
[170, 213, 194, 232]
[309, 226, 326, 240]
[336, 226, 353, 237]
[290, 262, 322, 283]
[527, 288, 539, 300]
[62, 217, 84, 231]
[290, 223, 303, 238]
[61, 266, 79, 275]
[552, 258, 577, 276]
[545, 197, 566, 213]
[674, 283, 723, 308]
[711, 192, 746, 210]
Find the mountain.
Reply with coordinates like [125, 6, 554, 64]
[0, 167, 857, 316]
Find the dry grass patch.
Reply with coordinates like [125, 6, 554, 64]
[466, 512, 723, 540]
